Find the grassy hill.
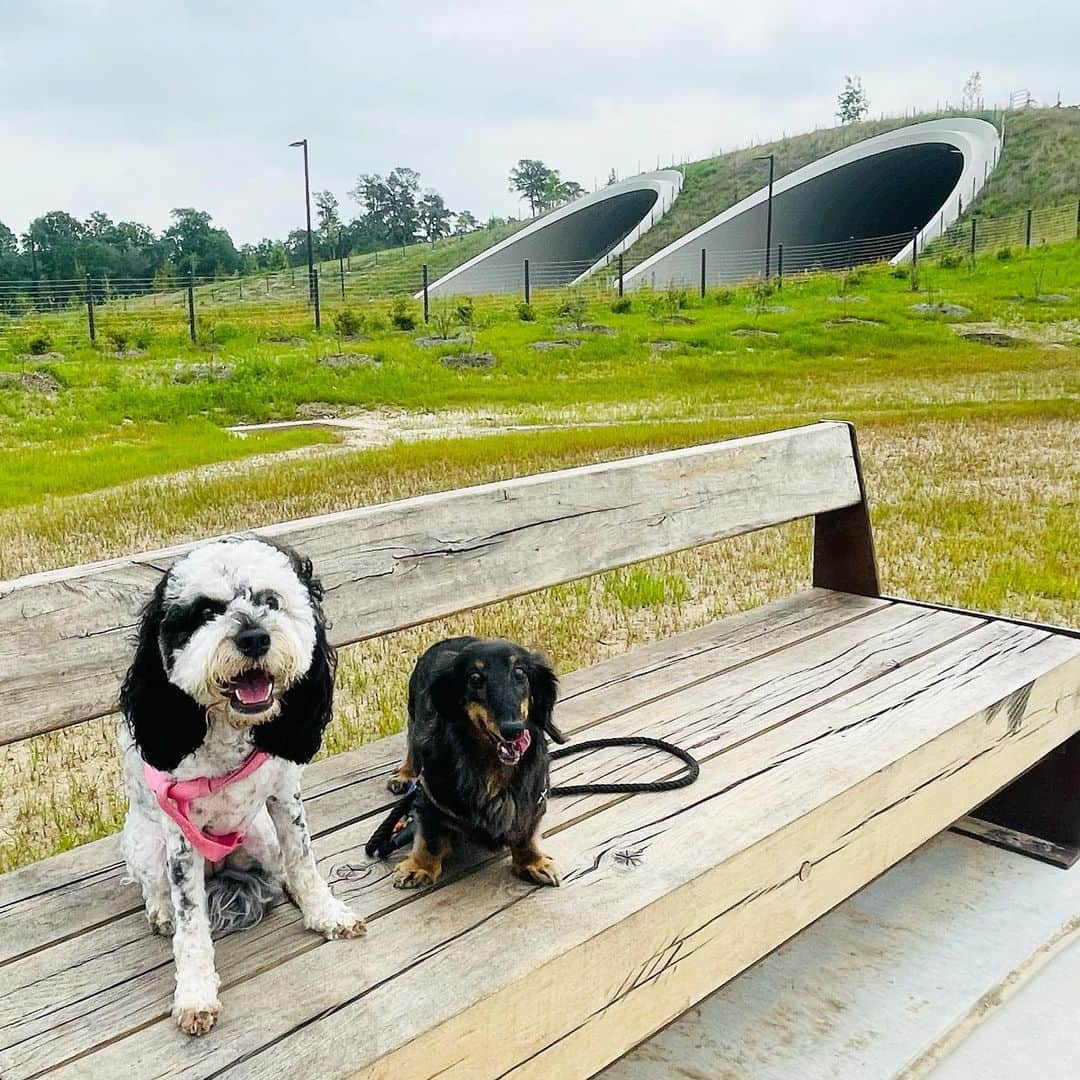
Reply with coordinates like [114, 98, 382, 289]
[623, 107, 1080, 267]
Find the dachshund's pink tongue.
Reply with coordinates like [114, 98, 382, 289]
[512, 730, 532, 756]
[497, 729, 532, 764]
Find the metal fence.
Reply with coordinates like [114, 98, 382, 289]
[1, 199, 1076, 349]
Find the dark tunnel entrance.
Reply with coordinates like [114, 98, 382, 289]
[642, 143, 966, 287]
[431, 189, 660, 295]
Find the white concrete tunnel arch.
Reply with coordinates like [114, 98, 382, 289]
[623, 119, 1002, 290]
[422, 170, 683, 298]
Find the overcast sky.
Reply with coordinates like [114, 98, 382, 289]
[2, 1, 1077, 245]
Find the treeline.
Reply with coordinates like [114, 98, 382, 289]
[0, 157, 587, 303]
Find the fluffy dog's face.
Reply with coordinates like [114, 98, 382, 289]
[121, 537, 337, 771]
[162, 539, 317, 725]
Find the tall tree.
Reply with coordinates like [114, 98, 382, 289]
[961, 71, 983, 111]
[836, 76, 869, 124]
[384, 167, 421, 246]
[417, 190, 452, 245]
[163, 208, 239, 278]
[453, 210, 479, 235]
[509, 159, 555, 216]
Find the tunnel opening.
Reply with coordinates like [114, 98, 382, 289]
[431, 189, 660, 295]
[636, 142, 967, 287]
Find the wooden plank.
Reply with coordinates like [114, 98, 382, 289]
[11, 607, 1061, 1079]
[0, 423, 862, 744]
[0, 589, 880, 959]
[0, 592, 889, 1070]
[211, 630, 1079, 1080]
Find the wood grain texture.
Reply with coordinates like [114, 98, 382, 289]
[0, 422, 861, 744]
[3, 599, 1076, 1080]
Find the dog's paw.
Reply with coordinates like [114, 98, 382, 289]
[513, 854, 561, 888]
[305, 899, 366, 940]
[173, 1000, 221, 1036]
[146, 907, 174, 936]
[393, 864, 436, 890]
[387, 772, 416, 795]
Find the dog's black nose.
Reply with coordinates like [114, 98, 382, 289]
[235, 626, 271, 658]
[499, 720, 526, 739]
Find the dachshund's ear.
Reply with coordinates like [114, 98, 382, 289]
[120, 575, 207, 772]
[527, 652, 565, 744]
[426, 649, 464, 718]
[256, 608, 337, 765]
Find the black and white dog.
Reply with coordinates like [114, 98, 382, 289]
[119, 537, 364, 1036]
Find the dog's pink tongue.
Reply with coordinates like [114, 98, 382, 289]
[234, 671, 273, 705]
[513, 730, 532, 756]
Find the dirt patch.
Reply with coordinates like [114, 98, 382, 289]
[1036, 293, 1070, 303]
[960, 331, 1020, 347]
[440, 352, 497, 370]
[414, 333, 475, 348]
[554, 322, 616, 336]
[172, 361, 234, 383]
[319, 353, 380, 369]
[732, 328, 779, 339]
[648, 340, 687, 353]
[828, 294, 869, 304]
[660, 314, 695, 325]
[745, 304, 792, 314]
[0, 370, 61, 396]
[824, 317, 885, 327]
[911, 302, 971, 317]
[109, 349, 147, 359]
[531, 339, 581, 351]
[263, 334, 308, 345]
[16, 351, 64, 362]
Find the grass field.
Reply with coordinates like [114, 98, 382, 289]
[0, 238, 1077, 872]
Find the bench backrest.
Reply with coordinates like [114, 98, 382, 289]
[0, 421, 876, 746]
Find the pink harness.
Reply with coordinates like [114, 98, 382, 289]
[143, 751, 270, 862]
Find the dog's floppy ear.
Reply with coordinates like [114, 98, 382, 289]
[426, 648, 465, 719]
[527, 651, 565, 744]
[255, 569, 337, 765]
[120, 575, 207, 772]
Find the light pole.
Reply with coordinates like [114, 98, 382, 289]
[288, 138, 320, 329]
[754, 153, 775, 278]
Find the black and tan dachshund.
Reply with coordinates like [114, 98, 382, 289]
[387, 636, 566, 890]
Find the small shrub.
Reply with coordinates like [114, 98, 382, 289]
[367, 313, 387, 334]
[454, 298, 475, 328]
[748, 278, 775, 312]
[333, 307, 366, 338]
[556, 293, 589, 329]
[133, 325, 154, 350]
[714, 288, 735, 305]
[996, 246, 1014, 261]
[664, 284, 691, 310]
[890, 264, 910, 280]
[106, 328, 129, 351]
[939, 251, 963, 270]
[516, 301, 537, 322]
[430, 306, 457, 339]
[390, 297, 417, 331]
[27, 331, 52, 355]
[610, 296, 633, 314]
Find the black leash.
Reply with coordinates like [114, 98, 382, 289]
[364, 735, 699, 860]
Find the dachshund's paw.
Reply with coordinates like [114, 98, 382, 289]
[173, 1000, 220, 1036]
[387, 771, 416, 795]
[306, 899, 366, 940]
[393, 863, 436, 889]
[513, 854, 561, 888]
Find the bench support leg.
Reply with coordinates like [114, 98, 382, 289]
[952, 733, 1080, 869]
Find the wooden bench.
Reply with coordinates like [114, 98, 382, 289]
[1, 421, 1077, 1079]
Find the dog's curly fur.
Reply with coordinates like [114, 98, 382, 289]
[118, 537, 364, 1036]
[388, 637, 565, 890]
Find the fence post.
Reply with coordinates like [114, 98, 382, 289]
[970, 215, 977, 256]
[422, 264, 430, 324]
[339, 252, 346, 300]
[1025, 207, 1033, 248]
[187, 275, 196, 344]
[699, 248, 706, 299]
[312, 268, 321, 330]
[618, 252, 624, 297]
[524, 259, 531, 305]
[847, 236, 855, 273]
[265, 275, 270, 295]
[776, 243, 783, 288]
[1076, 199, 1080, 239]
[85, 276, 96, 344]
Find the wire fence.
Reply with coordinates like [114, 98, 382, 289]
[1, 199, 1076, 349]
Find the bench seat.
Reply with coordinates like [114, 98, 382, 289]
[2, 587, 1077, 1079]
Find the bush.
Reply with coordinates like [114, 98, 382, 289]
[333, 307, 366, 338]
[939, 251, 964, 270]
[454, 299, 475, 328]
[556, 293, 589, 328]
[610, 296, 633, 314]
[367, 313, 387, 333]
[664, 285, 691, 310]
[390, 297, 417, 331]
[106, 328, 129, 351]
[714, 288, 735, 305]
[516, 302, 537, 322]
[133, 325, 154, 350]
[996, 246, 1014, 261]
[27, 332, 52, 355]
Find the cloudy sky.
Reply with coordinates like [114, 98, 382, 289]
[2, 1, 1077, 244]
